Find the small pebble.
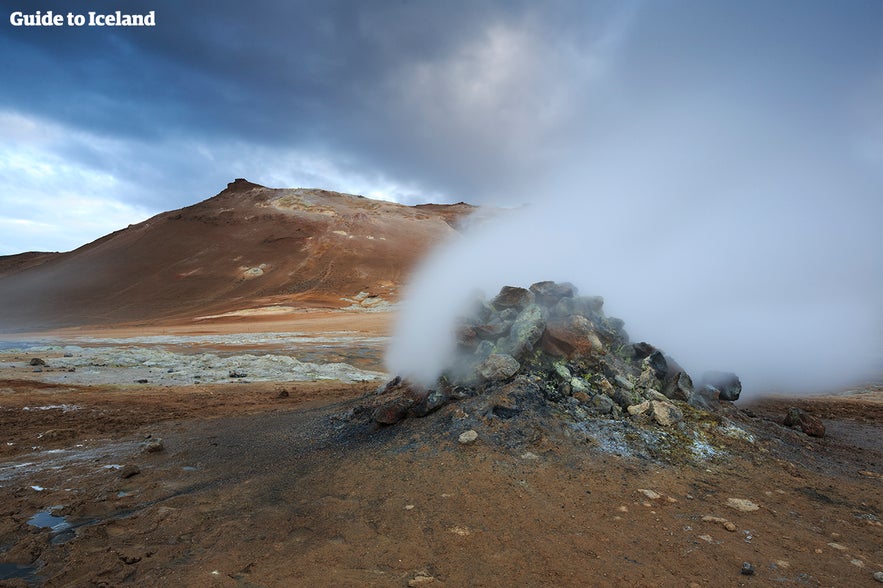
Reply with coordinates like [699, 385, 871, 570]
[120, 464, 140, 479]
[741, 562, 755, 576]
[873, 571, 883, 583]
[458, 430, 478, 445]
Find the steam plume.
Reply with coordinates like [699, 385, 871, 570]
[386, 109, 883, 396]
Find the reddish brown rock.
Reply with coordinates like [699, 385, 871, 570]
[783, 407, 826, 438]
[540, 315, 604, 358]
[492, 286, 535, 310]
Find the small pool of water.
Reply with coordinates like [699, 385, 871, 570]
[27, 508, 76, 544]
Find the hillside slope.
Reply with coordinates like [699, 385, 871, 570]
[0, 179, 475, 331]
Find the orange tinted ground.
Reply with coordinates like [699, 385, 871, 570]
[0, 314, 881, 587]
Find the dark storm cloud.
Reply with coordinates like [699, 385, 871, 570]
[1, 0, 882, 245]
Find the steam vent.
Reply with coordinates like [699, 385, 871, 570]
[359, 281, 748, 463]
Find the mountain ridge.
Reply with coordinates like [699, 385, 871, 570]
[0, 179, 476, 332]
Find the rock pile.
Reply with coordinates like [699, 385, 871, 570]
[367, 281, 741, 433]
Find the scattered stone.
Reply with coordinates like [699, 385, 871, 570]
[627, 401, 651, 417]
[529, 280, 576, 306]
[873, 571, 883, 583]
[851, 559, 865, 568]
[698, 371, 742, 401]
[492, 285, 535, 309]
[477, 353, 520, 381]
[29, 358, 46, 366]
[783, 407, 826, 438]
[650, 400, 683, 426]
[277, 388, 289, 398]
[134, 379, 148, 384]
[724, 522, 737, 532]
[638, 489, 661, 500]
[458, 430, 478, 445]
[228, 369, 247, 378]
[698, 534, 713, 543]
[726, 498, 759, 512]
[614, 375, 634, 390]
[701, 515, 736, 531]
[408, 572, 436, 586]
[142, 439, 164, 453]
[520, 451, 539, 460]
[741, 562, 755, 576]
[827, 542, 847, 551]
[541, 315, 603, 358]
[120, 464, 141, 479]
[663, 371, 693, 402]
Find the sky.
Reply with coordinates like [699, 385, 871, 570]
[2, 0, 880, 255]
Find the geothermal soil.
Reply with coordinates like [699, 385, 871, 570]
[1, 313, 882, 587]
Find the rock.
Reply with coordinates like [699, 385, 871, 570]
[540, 315, 604, 358]
[644, 350, 668, 378]
[529, 280, 576, 306]
[726, 498, 759, 512]
[614, 375, 634, 390]
[570, 377, 590, 394]
[741, 562, 755, 576]
[663, 371, 693, 402]
[458, 430, 478, 445]
[627, 401, 651, 416]
[408, 572, 436, 586]
[228, 369, 247, 378]
[29, 358, 46, 366]
[120, 464, 141, 479]
[499, 304, 546, 358]
[372, 397, 413, 425]
[142, 439, 164, 453]
[572, 391, 590, 403]
[699, 371, 742, 401]
[409, 389, 451, 418]
[277, 388, 289, 398]
[650, 400, 683, 426]
[646, 389, 667, 402]
[612, 388, 642, 410]
[477, 354, 520, 381]
[724, 521, 737, 532]
[638, 488, 661, 500]
[590, 394, 615, 414]
[873, 571, 883, 583]
[552, 363, 572, 380]
[492, 286, 535, 310]
[134, 379, 148, 384]
[783, 407, 825, 438]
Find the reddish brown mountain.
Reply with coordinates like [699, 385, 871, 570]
[0, 179, 475, 332]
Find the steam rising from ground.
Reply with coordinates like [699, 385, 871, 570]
[386, 117, 883, 396]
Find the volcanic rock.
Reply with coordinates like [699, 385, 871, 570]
[541, 315, 604, 358]
[498, 304, 546, 358]
[363, 281, 744, 461]
[650, 400, 683, 426]
[29, 358, 46, 366]
[492, 286, 535, 310]
[783, 407, 826, 438]
[699, 371, 742, 401]
[477, 354, 520, 382]
[529, 280, 576, 306]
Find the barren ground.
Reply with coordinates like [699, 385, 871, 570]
[1, 313, 881, 587]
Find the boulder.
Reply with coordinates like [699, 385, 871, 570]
[698, 371, 742, 401]
[650, 400, 683, 426]
[540, 315, 604, 358]
[783, 407, 825, 438]
[529, 281, 576, 306]
[663, 371, 693, 402]
[498, 304, 546, 358]
[492, 286, 535, 310]
[477, 354, 520, 381]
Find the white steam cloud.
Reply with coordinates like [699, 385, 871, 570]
[386, 104, 883, 397]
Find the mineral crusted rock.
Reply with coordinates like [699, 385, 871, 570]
[477, 353, 520, 381]
[783, 407, 826, 438]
